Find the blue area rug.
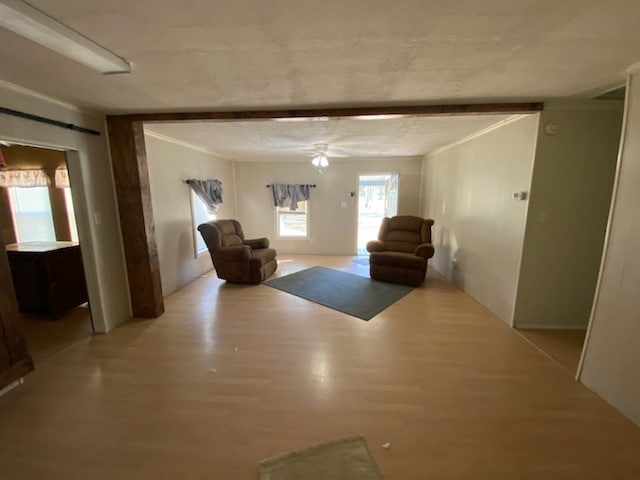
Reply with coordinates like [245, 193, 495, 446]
[264, 266, 413, 320]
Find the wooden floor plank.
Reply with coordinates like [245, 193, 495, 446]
[0, 255, 639, 479]
[518, 328, 586, 374]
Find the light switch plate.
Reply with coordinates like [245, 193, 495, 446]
[512, 191, 528, 201]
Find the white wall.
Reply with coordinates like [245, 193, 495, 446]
[580, 72, 640, 427]
[513, 103, 623, 329]
[0, 81, 130, 332]
[234, 157, 422, 255]
[421, 115, 539, 323]
[145, 133, 237, 296]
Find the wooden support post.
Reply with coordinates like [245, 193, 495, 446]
[107, 118, 164, 318]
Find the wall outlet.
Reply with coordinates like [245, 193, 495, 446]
[340, 201, 347, 208]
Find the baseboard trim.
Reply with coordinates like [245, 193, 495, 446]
[516, 324, 588, 331]
[0, 378, 24, 398]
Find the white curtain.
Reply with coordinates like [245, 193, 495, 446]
[0, 169, 50, 188]
[54, 167, 70, 188]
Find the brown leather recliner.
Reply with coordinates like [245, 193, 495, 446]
[197, 219, 277, 284]
[366, 216, 435, 287]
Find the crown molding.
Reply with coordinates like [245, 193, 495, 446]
[426, 114, 532, 158]
[143, 129, 231, 159]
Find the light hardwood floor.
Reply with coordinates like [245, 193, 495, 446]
[1, 255, 639, 479]
[518, 329, 587, 374]
[20, 305, 94, 365]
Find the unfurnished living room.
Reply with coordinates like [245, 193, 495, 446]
[1, 1, 640, 479]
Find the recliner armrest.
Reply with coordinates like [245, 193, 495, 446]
[244, 237, 270, 249]
[366, 240, 386, 253]
[415, 243, 435, 259]
[214, 245, 251, 262]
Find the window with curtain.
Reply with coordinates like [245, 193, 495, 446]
[0, 169, 55, 242]
[191, 190, 216, 256]
[270, 183, 312, 238]
[7, 187, 56, 242]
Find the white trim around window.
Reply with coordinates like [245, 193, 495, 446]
[275, 200, 309, 239]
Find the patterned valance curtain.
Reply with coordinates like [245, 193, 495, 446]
[54, 167, 70, 188]
[270, 184, 312, 211]
[0, 169, 50, 188]
[185, 178, 223, 213]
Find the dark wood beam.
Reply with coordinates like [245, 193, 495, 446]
[110, 102, 544, 124]
[107, 117, 164, 318]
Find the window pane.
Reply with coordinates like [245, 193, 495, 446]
[8, 187, 56, 242]
[277, 201, 308, 237]
[192, 192, 215, 255]
[64, 187, 79, 242]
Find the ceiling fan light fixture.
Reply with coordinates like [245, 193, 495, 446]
[311, 143, 329, 169]
[311, 154, 328, 167]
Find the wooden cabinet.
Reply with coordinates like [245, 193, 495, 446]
[6, 242, 88, 319]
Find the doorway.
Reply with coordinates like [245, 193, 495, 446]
[356, 173, 398, 255]
[0, 143, 93, 365]
[512, 91, 627, 377]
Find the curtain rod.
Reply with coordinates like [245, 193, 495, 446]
[266, 184, 316, 188]
[0, 106, 100, 136]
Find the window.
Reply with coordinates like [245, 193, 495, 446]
[8, 187, 56, 242]
[54, 166, 79, 242]
[191, 191, 216, 256]
[63, 187, 79, 242]
[276, 201, 309, 238]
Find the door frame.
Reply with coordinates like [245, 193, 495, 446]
[0, 138, 108, 334]
[355, 171, 400, 254]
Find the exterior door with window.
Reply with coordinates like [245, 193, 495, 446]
[357, 173, 398, 254]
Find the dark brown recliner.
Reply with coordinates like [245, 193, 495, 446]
[197, 219, 277, 284]
[366, 216, 435, 287]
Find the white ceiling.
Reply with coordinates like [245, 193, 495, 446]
[144, 114, 516, 161]
[0, 0, 636, 158]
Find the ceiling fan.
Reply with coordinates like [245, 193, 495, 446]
[311, 143, 329, 168]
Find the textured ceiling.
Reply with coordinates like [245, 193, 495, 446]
[144, 114, 516, 161]
[0, 0, 638, 113]
[1, 1, 635, 159]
